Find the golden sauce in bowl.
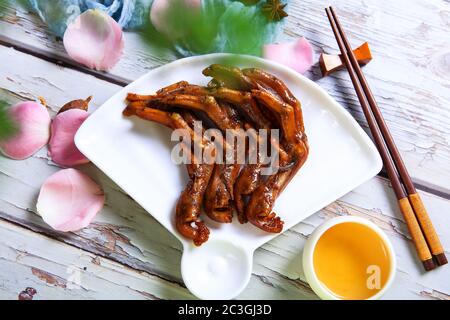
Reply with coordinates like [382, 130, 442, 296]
[313, 222, 391, 300]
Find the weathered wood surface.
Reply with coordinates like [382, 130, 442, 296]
[0, 0, 449, 300]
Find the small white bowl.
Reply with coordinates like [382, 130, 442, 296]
[303, 216, 396, 300]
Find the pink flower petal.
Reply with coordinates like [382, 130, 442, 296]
[63, 9, 124, 71]
[36, 168, 105, 232]
[0, 101, 51, 160]
[150, 0, 201, 39]
[49, 109, 90, 167]
[263, 37, 315, 74]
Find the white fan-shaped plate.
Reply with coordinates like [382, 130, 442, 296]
[75, 54, 382, 299]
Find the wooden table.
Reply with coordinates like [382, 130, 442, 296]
[0, 0, 449, 300]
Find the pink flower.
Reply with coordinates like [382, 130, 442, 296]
[64, 9, 124, 71]
[150, 0, 202, 39]
[49, 109, 90, 167]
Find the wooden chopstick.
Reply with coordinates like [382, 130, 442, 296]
[327, 7, 447, 268]
[325, 7, 446, 271]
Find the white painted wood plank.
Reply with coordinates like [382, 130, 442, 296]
[0, 26, 449, 299]
[1, 0, 449, 193]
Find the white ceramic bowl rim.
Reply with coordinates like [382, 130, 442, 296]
[303, 216, 397, 300]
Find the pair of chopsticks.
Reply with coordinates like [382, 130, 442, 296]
[325, 7, 447, 271]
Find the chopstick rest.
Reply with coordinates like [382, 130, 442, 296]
[319, 42, 372, 77]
